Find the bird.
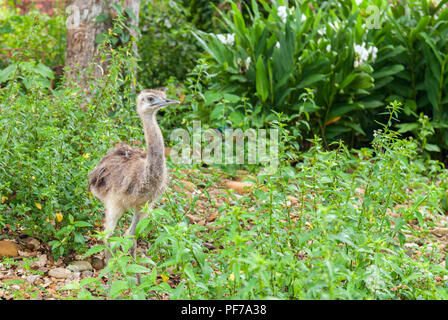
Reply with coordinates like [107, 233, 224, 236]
[88, 89, 179, 262]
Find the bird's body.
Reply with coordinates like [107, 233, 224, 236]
[88, 89, 178, 262]
[89, 143, 166, 210]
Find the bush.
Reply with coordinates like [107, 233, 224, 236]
[66, 103, 448, 299]
[138, 0, 203, 87]
[0, 43, 142, 258]
[193, 0, 448, 154]
[0, 8, 66, 71]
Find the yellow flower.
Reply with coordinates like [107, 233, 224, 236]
[35, 203, 42, 210]
[82, 153, 90, 159]
[1, 196, 7, 204]
[161, 273, 169, 282]
[56, 213, 63, 222]
[228, 273, 235, 281]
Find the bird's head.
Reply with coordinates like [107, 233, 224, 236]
[137, 89, 179, 116]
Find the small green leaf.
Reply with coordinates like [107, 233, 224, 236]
[83, 245, 107, 258]
[95, 14, 109, 23]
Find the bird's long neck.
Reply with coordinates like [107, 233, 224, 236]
[141, 112, 166, 185]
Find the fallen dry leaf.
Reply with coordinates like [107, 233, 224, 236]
[224, 181, 255, 194]
[173, 180, 195, 193]
[206, 212, 219, 222]
[185, 214, 202, 223]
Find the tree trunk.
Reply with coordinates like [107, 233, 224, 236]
[65, 0, 140, 90]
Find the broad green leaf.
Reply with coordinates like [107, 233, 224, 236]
[373, 65, 405, 79]
[0, 64, 17, 83]
[204, 91, 222, 106]
[83, 245, 107, 258]
[424, 144, 441, 152]
[95, 14, 109, 23]
[255, 56, 269, 102]
[396, 122, 419, 133]
[126, 264, 151, 274]
[297, 74, 326, 89]
[135, 217, 151, 239]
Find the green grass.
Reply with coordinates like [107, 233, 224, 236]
[65, 105, 448, 300]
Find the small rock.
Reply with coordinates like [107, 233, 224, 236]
[68, 260, 93, 272]
[69, 271, 81, 281]
[48, 267, 72, 279]
[82, 270, 94, 278]
[91, 257, 104, 270]
[0, 240, 19, 257]
[26, 275, 41, 284]
[33, 254, 47, 268]
[23, 237, 40, 251]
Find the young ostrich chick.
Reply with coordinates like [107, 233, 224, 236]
[88, 89, 179, 262]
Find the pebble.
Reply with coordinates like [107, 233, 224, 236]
[26, 275, 41, 284]
[69, 271, 81, 281]
[68, 260, 93, 272]
[0, 240, 19, 257]
[33, 254, 47, 268]
[23, 237, 40, 251]
[48, 267, 72, 279]
[91, 257, 104, 270]
[82, 270, 94, 278]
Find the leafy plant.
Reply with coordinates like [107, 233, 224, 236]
[138, 0, 202, 87]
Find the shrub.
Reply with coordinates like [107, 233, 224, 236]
[193, 0, 448, 153]
[0, 8, 66, 71]
[138, 0, 203, 87]
[0, 43, 142, 258]
[66, 102, 448, 299]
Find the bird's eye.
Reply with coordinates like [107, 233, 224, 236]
[147, 97, 154, 103]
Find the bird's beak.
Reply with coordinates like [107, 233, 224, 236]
[158, 98, 180, 107]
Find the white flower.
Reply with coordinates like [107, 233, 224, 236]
[216, 33, 235, 46]
[237, 57, 251, 71]
[275, 42, 280, 49]
[354, 42, 378, 68]
[245, 57, 251, 68]
[277, 5, 288, 23]
[355, 0, 363, 6]
[328, 20, 340, 30]
[326, 44, 331, 52]
[301, 14, 307, 22]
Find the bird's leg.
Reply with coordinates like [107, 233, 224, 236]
[125, 208, 147, 258]
[125, 208, 147, 286]
[103, 200, 125, 264]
